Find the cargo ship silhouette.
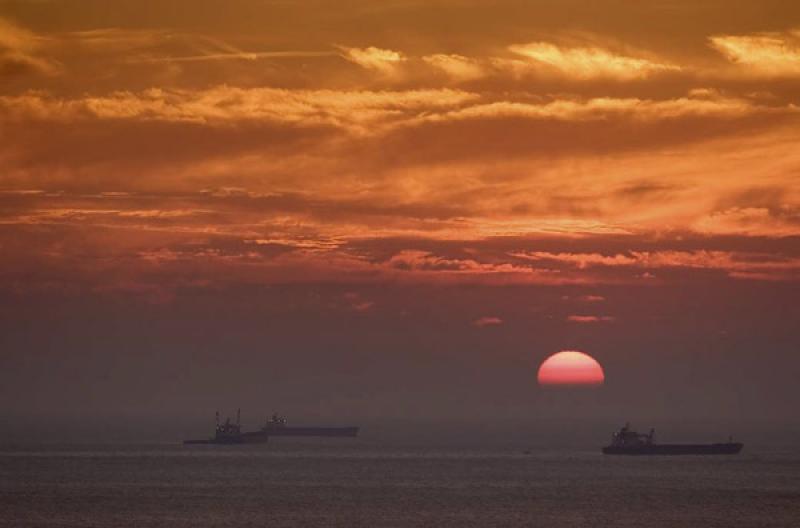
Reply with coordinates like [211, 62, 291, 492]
[183, 410, 359, 444]
[602, 423, 743, 455]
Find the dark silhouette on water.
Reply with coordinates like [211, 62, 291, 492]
[184, 410, 245, 444]
[183, 410, 359, 444]
[602, 423, 743, 455]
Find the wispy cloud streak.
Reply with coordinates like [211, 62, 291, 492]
[710, 29, 800, 77]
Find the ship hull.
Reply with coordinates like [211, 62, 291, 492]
[183, 436, 246, 445]
[184, 426, 359, 445]
[244, 426, 359, 442]
[602, 442, 743, 455]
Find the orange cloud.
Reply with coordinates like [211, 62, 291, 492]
[59, 28, 166, 51]
[2, 112, 799, 248]
[416, 94, 770, 125]
[472, 316, 503, 327]
[512, 250, 800, 280]
[16, 87, 775, 130]
[0, 18, 59, 77]
[339, 46, 406, 76]
[135, 50, 337, 63]
[385, 250, 548, 279]
[0, 87, 479, 133]
[2, 86, 792, 158]
[580, 295, 605, 302]
[710, 30, 800, 77]
[507, 41, 680, 80]
[343, 292, 375, 312]
[566, 315, 615, 323]
[513, 251, 638, 268]
[423, 53, 485, 81]
[2, 13, 799, 298]
[693, 207, 800, 237]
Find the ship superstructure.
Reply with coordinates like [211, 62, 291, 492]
[184, 409, 244, 444]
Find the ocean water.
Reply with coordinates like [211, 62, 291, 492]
[1, 443, 798, 527]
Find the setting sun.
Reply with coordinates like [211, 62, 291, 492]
[537, 350, 605, 386]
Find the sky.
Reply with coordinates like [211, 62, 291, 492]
[1, 0, 799, 444]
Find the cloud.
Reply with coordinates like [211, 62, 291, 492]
[415, 94, 771, 125]
[339, 46, 406, 76]
[2, 92, 799, 252]
[2, 118, 799, 252]
[135, 50, 337, 63]
[423, 53, 485, 81]
[726, 270, 798, 281]
[1, 86, 791, 146]
[693, 207, 800, 237]
[0, 21, 798, 290]
[710, 30, 800, 77]
[343, 292, 375, 312]
[472, 316, 503, 327]
[512, 250, 800, 280]
[59, 28, 166, 51]
[579, 295, 605, 302]
[58, 27, 337, 64]
[513, 251, 638, 268]
[6, 85, 784, 192]
[566, 315, 615, 323]
[507, 41, 680, 80]
[0, 86, 478, 132]
[0, 18, 59, 77]
[385, 250, 539, 277]
[4, 199, 800, 302]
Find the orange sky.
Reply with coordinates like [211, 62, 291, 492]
[2, 1, 800, 297]
[1, 1, 799, 432]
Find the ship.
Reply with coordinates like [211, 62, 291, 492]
[183, 410, 359, 445]
[602, 423, 743, 455]
[244, 413, 359, 440]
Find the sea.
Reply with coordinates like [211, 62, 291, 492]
[1, 442, 798, 527]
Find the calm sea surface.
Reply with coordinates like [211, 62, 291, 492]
[1, 443, 798, 527]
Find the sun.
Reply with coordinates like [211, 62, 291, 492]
[537, 350, 605, 386]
